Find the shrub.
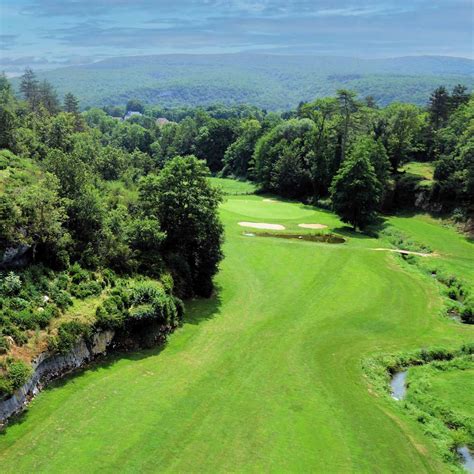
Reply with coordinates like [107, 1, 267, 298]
[50, 321, 92, 354]
[70, 280, 102, 299]
[461, 305, 474, 324]
[69, 263, 89, 285]
[7, 360, 32, 390]
[95, 295, 127, 329]
[0, 337, 8, 354]
[50, 288, 73, 310]
[2, 272, 22, 296]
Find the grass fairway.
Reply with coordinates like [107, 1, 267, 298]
[426, 369, 474, 419]
[0, 194, 473, 473]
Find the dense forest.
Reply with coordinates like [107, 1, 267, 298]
[13, 54, 474, 110]
[0, 68, 472, 396]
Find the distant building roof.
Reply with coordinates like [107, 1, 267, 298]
[123, 110, 143, 120]
[156, 117, 171, 126]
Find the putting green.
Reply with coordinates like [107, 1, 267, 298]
[0, 195, 472, 473]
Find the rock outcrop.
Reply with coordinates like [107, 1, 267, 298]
[0, 330, 115, 425]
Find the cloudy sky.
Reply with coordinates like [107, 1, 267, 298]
[0, 0, 472, 74]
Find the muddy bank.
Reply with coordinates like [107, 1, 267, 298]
[0, 321, 176, 426]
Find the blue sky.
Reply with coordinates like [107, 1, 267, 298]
[0, 0, 472, 74]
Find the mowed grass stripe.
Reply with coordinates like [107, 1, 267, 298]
[0, 196, 472, 473]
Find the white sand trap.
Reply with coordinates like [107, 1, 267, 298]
[373, 248, 437, 257]
[263, 198, 275, 202]
[298, 223, 328, 230]
[238, 222, 286, 230]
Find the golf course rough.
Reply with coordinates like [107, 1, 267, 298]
[0, 193, 473, 473]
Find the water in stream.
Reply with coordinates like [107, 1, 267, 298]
[458, 446, 474, 473]
[390, 370, 407, 400]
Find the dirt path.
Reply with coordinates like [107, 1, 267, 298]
[373, 248, 437, 257]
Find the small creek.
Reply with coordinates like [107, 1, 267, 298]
[390, 370, 407, 400]
[389, 371, 473, 472]
[458, 446, 474, 473]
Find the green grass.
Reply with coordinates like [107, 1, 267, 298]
[208, 177, 257, 195]
[386, 214, 474, 286]
[401, 162, 435, 186]
[0, 194, 473, 473]
[427, 368, 474, 420]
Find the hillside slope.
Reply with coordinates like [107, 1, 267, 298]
[20, 54, 474, 110]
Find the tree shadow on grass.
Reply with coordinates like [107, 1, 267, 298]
[334, 217, 389, 240]
[183, 284, 223, 325]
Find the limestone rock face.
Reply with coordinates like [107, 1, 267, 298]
[0, 329, 115, 424]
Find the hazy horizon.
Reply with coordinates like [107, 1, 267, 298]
[1, 0, 473, 75]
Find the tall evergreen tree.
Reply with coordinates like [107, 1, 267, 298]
[64, 92, 80, 114]
[336, 89, 359, 163]
[450, 84, 469, 111]
[429, 86, 450, 129]
[19, 68, 39, 109]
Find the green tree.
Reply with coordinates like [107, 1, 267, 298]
[382, 103, 423, 171]
[64, 93, 80, 114]
[140, 156, 223, 297]
[330, 152, 382, 231]
[194, 118, 236, 173]
[351, 136, 390, 187]
[429, 86, 450, 129]
[2, 173, 70, 265]
[38, 80, 60, 114]
[336, 89, 360, 162]
[254, 119, 316, 197]
[223, 119, 262, 177]
[450, 84, 470, 111]
[126, 99, 145, 114]
[19, 68, 39, 109]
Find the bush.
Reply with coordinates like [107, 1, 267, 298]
[70, 280, 102, 299]
[69, 263, 90, 285]
[1, 272, 22, 296]
[461, 305, 474, 324]
[95, 294, 128, 329]
[0, 337, 8, 354]
[50, 288, 73, 310]
[50, 321, 92, 354]
[7, 359, 32, 390]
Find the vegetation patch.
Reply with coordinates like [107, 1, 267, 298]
[363, 344, 474, 469]
[247, 232, 345, 244]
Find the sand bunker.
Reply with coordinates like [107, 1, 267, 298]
[238, 222, 286, 230]
[298, 223, 328, 230]
[373, 248, 436, 257]
[263, 198, 275, 203]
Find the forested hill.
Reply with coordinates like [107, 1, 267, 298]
[14, 54, 474, 110]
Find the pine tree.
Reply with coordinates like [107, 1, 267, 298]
[450, 84, 469, 111]
[428, 86, 450, 129]
[20, 68, 39, 109]
[64, 92, 80, 114]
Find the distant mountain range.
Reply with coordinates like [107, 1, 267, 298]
[15, 54, 474, 110]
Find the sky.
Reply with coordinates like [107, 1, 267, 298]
[0, 0, 473, 74]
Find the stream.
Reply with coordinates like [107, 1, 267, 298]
[390, 370, 407, 400]
[458, 446, 474, 473]
[389, 371, 473, 472]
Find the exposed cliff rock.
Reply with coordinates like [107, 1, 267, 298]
[0, 319, 179, 426]
[0, 330, 114, 425]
